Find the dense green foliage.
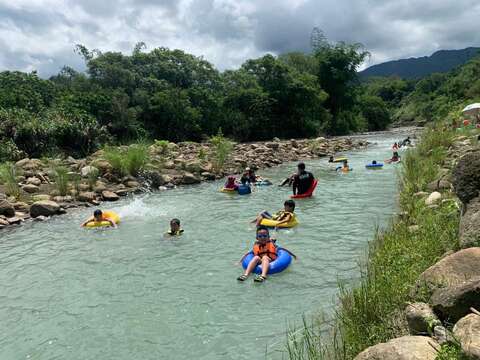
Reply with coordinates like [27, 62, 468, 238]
[364, 55, 480, 125]
[286, 126, 466, 359]
[0, 35, 393, 161]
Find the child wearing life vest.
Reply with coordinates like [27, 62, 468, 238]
[253, 199, 296, 227]
[237, 226, 277, 282]
[81, 209, 117, 228]
[165, 218, 184, 237]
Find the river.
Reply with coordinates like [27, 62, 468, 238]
[0, 132, 407, 360]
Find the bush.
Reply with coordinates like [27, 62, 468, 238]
[209, 130, 233, 172]
[52, 166, 70, 196]
[103, 144, 149, 176]
[0, 162, 21, 198]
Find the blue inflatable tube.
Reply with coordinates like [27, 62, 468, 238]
[365, 163, 384, 169]
[241, 248, 292, 275]
[237, 184, 252, 195]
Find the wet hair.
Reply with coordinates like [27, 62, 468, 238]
[372, 160, 377, 164]
[94, 209, 102, 217]
[256, 225, 270, 235]
[297, 162, 306, 170]
[170, 218, 180, 226]
[284, 199, 295, 211]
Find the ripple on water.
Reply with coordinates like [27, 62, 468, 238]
[0, 132, 407, 359]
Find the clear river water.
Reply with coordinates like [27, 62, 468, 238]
[0, 132, 406, 360]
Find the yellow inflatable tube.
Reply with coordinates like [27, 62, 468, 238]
[85, 211, 120, 228]
[260, 217, 299, 229]
[220, 187, 237, 193]
[333, 157, 348, 163]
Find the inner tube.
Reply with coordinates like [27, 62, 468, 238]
[291, 179, 318, 199]
[220, 187, 237, 193]
[332, 157, 348, 163]
[260, 216, 298, 229]
[85, 211, 120, 228]
[241, 247, 292, 275]
[237, 184, 251, 195]
[366, 163, 384, 169]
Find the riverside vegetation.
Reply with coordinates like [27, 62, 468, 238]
[286, 125, 480, 359]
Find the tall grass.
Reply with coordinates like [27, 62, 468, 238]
[52, 166, 70, 196]
[210, 130, 233, 172]
[286, 125, 461, 359]
[103, 144, 149, 177]
[87, 167, 99, 190]
[0, 162, 21, 198]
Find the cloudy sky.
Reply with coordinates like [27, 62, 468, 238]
[0, 0, 479, 77]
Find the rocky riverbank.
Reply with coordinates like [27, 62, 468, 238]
[353, 130, 480, 359]
[0, 136, 367, 230]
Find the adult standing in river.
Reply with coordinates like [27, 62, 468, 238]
[292, 162, 315, 196]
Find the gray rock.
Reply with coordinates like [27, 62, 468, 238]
[431, 277, 480, 323]
[354, 336, 439, 360]
[22, 184, 39, 193]
[181, 172, 201, 185]
[185, 160, 203, 173]
[459, 196, 480, 248]
[26, 177, 42, 186]
[7, 216, 23, 225]
[12, 202, 30, 212]
[78, 192, 97, 203]
[425, 191, 441, 205]
[413, 247, 480, 297]
[80, 165, 99, 178]
[34, 215, 48, 222]
[453, 150, 480, 204]
[30, 200, 60, 217]
[405, 302, 440, 335]
[453, 313, 480, 359]
[201, 172, 216, 180]
[102, 191, 120, 201]
[0, 218, 9, 226]
[432, 325, 451, 345]
[0, 200, 15, 217]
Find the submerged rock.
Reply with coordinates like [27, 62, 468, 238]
[453, 313, 480, 359]
[354, 336, 439, 360]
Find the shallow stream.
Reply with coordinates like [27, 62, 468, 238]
[0, 132, 407, 359]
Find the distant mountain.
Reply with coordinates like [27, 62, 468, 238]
[360, 47, 480, 79]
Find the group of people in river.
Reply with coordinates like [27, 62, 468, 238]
[81, 136, 412, 283]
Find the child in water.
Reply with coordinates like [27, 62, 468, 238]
[336, 160, 350, 172]
[224, 176, 238, 190]
[166, 218, 184, 236]
[237, 226, 277, 283]
[253, 199, 296, 227]
[81, 209, 117, 228]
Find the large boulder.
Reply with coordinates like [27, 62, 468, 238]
[453, 150, 480, 204]
[26, 177, 42, 186]
[413, 248, 480, 296]
[78, 192, 97, 203]
[405, 303, 441, 335]
[141, 171, 167, 188]
[185, 160, 203, 173]
[354, 336, 439, 360]
[459, 196, 480, 248]
[30, 200, 60, 218]
[0, 200, 15, 217]
[431, 277, 480, 323]
[453, 313, 480, 359]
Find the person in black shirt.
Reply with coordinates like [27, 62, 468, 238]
[292, 162, 315, 195]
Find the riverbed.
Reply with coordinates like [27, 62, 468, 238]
[0, 132, 407, 360]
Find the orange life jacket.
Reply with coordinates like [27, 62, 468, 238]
[253, 240, 277, 260]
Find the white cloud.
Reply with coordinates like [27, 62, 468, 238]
[0, 0, 477, 76]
